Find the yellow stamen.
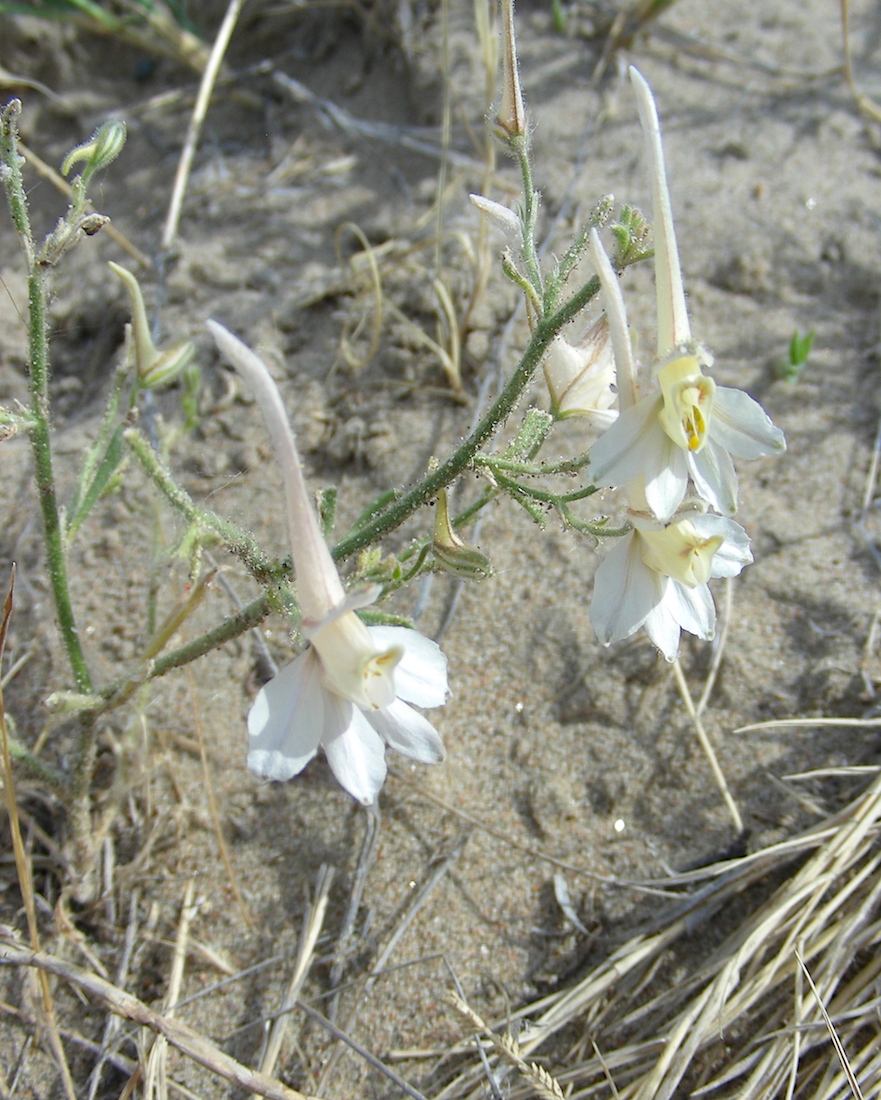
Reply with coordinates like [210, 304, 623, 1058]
[638, 519, 724, 587]
[657, 356, 715, 453]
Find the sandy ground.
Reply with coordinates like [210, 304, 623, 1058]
[2, 1, 881, 1095]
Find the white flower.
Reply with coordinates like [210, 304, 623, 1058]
[247, 621, 447, 805]
[587, 71, 784, 520]
[588, 351, 785, 520]
[589, 510, 752, 661]
[543, 319, 618, 425]
[207, 320, 449, 805]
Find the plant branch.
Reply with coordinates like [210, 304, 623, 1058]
[332, 286, 598, 561]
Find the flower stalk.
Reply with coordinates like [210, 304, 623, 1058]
[331, 281, 599, 560]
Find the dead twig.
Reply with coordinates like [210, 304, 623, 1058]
[0, 938, 316, 1100]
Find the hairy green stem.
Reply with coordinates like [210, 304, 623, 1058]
[6, 734, 69, 796]
[125, 428, 288, 586]
[92, 590, 274, 708]
[332, 283, 598, 562]
[1, 103, 92, 695]
[28, 283, 93, 694]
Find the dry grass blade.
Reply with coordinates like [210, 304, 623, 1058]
[445, 992, 565, 1100]
[435, 768, 881, 1100]
[256, 863, 335, 1087]
[840, 0, 881, 124]
[86, 889, 141, 1100]
[296, 1000, 430, 1100]
[271, 72, 484, 169]
[161, 0, 244, 250]
[142, 879, 198, 1098]
[318, 833, 466, 1095]
[188, 666, 255, 930]
[672, 657, 743, 832]
[0, 567, 77, 1100]
[0, 938, 316, 1100]
[796, 948, 864, 1100]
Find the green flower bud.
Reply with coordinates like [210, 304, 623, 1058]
[140, 339, 196, 389]
[432, 486, 492, 580]
[61, 120, 127, 178]
[44, 690, 102, 715]
[110, 261, 194, 387]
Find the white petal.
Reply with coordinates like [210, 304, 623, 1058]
[369, 698, 446, 763]
[590, 532, 660, 644]
[690, 514, 753, 577]
[688, 438, 738, 515]
[322, 695, 388, 805]
[302, 583, 382, 638]
[247, 652, 325, 781]
[589, 394, 665, 487]
[367, 626, 449, 708]
[585, 407, 619, 431]
[665, 579, 715, 639]
[711, 387, 786, 459]
[642, 585, 682, 661]
[642, 433, 688, 521]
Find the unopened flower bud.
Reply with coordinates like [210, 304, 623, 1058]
[62, 120, 127, 178]
[496, 0, 527, 139]
[469, 193, 522, 247]
[141, 339, 196, 388]
[432, 486, 492, 579]
[110, 261, 192, 387]
[45, 690, 102, 714]
[543, 320, 618, 425]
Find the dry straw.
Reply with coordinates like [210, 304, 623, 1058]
[433, 766, 881, 1100]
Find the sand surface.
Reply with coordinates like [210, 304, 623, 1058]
[2, 1, 881, 1095]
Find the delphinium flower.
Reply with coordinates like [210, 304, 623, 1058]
[590, 497, 753, 661]
[207, 320, 449, 805]
[588, 67, 785, 522]
[587, 229, 754, 659]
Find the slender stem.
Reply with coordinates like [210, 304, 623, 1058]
[29, 275, 93, 689]
[151, 593, 280, 677]
[0, 103, 35, 269]
[96, 591, 275, 705]
[125, 428, 288, 587]
[332, 282, 599, 561]
[6, 733, 69, 796]
[1, 104, 92, 694]
[475, 452, 592, 476]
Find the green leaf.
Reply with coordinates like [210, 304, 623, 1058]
[789, 328, 815, 368]
[65, 425, 126, 541]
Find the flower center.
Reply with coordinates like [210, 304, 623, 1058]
[311, 611, 402, 709]
[657, 356, 715, 452]
[638, 519, 724, 587]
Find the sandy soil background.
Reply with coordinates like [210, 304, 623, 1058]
[2, 0, 881, 1096]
